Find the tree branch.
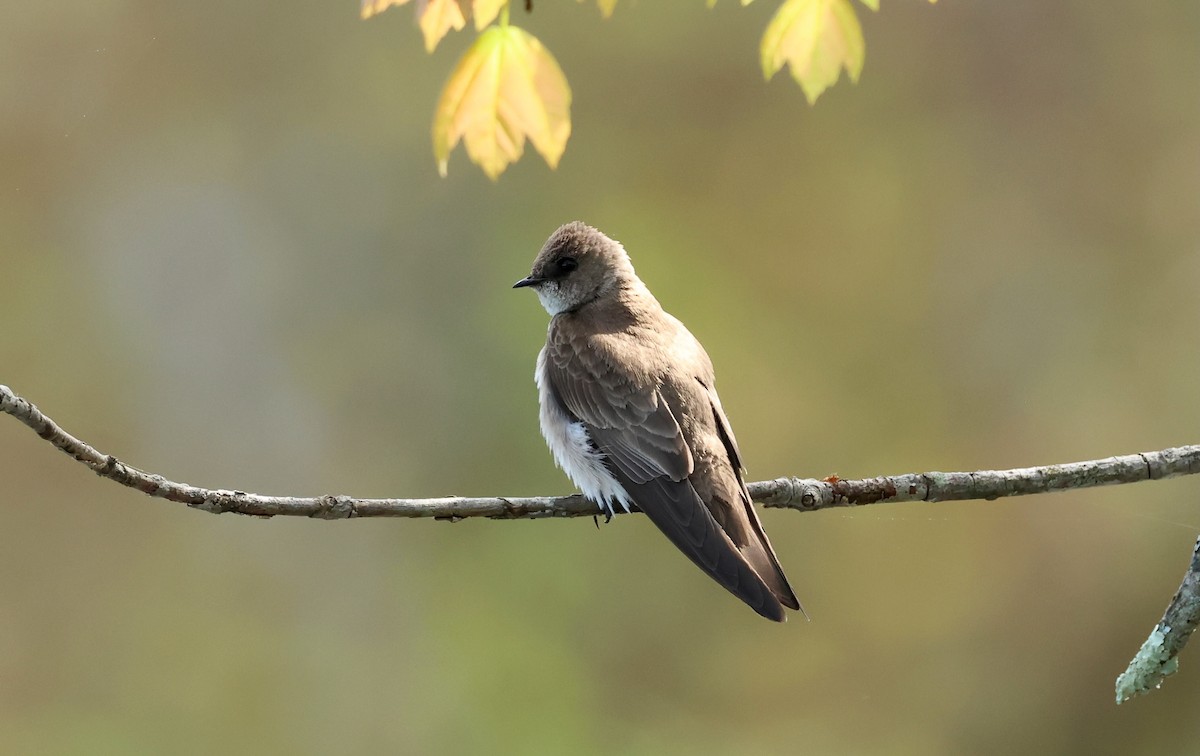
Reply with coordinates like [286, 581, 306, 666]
[1116, 535, 1200, 703]
[8, 383, 1200, 701]
[3, 384, 1199, 520]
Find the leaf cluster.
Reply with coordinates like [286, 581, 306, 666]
[363, 0, 937, 179]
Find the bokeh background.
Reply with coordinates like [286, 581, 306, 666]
[3, 1, 1200, 753]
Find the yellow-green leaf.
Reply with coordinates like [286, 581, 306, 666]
[578, 0, 618, 17]
[360, 0, 467, 52]
[433, 25, 571, 180]
[761, 0, 864, 104]
[858, 0, 878, 10]
[361, 0, 407, 20]
[472, 0, 507, 30]
[418, 0, 468, 52]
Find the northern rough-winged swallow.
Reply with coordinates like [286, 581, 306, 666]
[514, 221, 801, 621]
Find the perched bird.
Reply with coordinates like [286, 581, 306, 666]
[514, 222, 801, 621]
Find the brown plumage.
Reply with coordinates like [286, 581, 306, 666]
[515, 222, 801, 621]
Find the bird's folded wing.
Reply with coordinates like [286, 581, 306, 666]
[616, 474, 786, 621]
[544, 330, 691, 482]
[701, 379, 801, 612]
[543, 329, 786, 620]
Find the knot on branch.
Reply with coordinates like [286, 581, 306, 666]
[753, 477, 830, 511]
[193, 490, 252, 516]
[312, 495, 356, 520]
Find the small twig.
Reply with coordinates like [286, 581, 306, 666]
[3, 384, 1199, 520]
[1116, 535, 1200, 703]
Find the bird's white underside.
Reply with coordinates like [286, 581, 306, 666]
[535, 346, 633, 516]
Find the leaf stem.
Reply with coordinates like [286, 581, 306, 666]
[500, 1, 510, 27]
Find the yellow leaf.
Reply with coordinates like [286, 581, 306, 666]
[578, 0, 618, 16]
[361, 0, 468, 52]
[761, 0, 864, 104]
[472, 0, 507, 30]
[433, 25, 572, 180]
[858, 0, 878, 9]
[418, 0, 468, 52]
[361, 0, 409, 20]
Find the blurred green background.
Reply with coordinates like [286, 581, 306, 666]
[3, 1, 1200, 753]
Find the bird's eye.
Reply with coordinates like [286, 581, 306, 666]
[556, 257, 578, 273]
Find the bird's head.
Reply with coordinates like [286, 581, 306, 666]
[513, 221, 636, 316]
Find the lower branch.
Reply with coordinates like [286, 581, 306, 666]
[1116, 535, 1200, 703]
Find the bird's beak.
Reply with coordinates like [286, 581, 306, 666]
[512, 275, 543, 289]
